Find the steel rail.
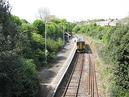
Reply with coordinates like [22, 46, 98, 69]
[61, 53, 79, 97]
[62, 53, 85, 97]
[76, 54, 85, 97]
[88, 54, 99, 97]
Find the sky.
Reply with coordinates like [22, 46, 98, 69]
[9, 0, 129, 22]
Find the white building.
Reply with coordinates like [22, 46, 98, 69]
[96, 19, 119, 26]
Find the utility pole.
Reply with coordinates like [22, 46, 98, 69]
[62, 23, 65, 46]
[45, 19, 47, 64]
[38, 7, 50, 64]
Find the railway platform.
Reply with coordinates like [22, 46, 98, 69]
[38, 37, 77, 97]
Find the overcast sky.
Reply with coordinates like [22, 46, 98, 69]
[9, 0, 129, 22]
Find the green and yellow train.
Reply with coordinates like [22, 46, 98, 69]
[76, 37, 86, 53]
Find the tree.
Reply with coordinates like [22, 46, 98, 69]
[21, 19, 29, 24]
[11, 15, 22, 26]
[32, 19, 45, 35]
[0, 0, 39, 97]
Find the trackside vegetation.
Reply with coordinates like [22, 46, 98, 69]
[0, 0, 75, 97]
[73, 22, 129, 97]
[1, 0, 129, 96]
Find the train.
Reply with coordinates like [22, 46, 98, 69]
[76, 37, 86, 53]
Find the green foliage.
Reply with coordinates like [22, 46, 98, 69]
[73, 24, 113, 43]
[74, 21, 129, 96]
[106, 25, 129, 97]
[47, 38, 63, 52]
[21, 23, 35, 33]
[20, 18, 70, 67]
[72, 25, 80, 33]
[31, 33, 45, 67]
[46, 22, 57, 39]
[11, 15, 22, 26]
[47, 38, 63, 61]
[32, 19, 45, 35]
[32, 33, 44, 45]
[103, 26, 129, 96]
[0, 1, 73, 96]
[65, 22, 75, 32]
[51, 18, 62, 24]
[0, 1, 39, 97]
[19, 59, 39, 97]
[21, 19, 29, 24]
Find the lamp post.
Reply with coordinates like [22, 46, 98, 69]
[44, 21, 52, 64]
[45, 20, 48, 64]
[38, 7, 50, 64]
[62, 23, 65, 47]
[0, 24, 2, 32]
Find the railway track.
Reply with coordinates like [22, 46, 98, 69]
[88, 55, 99, 97]
[61, 53, 85, 97]
[54, 53, 99, 97]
